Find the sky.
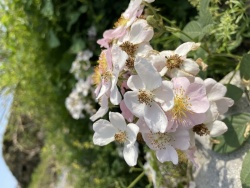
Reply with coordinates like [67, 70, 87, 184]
[0, 90, 18, 188]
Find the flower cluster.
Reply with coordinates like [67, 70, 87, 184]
[91, 0, 234, 166]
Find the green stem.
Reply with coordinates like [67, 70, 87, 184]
[228, 62, 240, 84]
[127, 171, 145, 188]
[212, 53, 242, 60]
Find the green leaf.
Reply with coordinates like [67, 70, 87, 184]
[240, 54, 250, 80]
[213, 113, 250, 153]
[180, 21, 202, 41]
[225, 84, 243, 103]
[200, 0, 210, 13]
[47, 30, 60, 48]
[70, 38, 85, 54]
[41, 0, 54, 18]
[241, 150, 250, 188]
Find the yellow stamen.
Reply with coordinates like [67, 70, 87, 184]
[114, 131, 127, 143]
[114, 16, 128, 28]
[166, 54, 183, 69]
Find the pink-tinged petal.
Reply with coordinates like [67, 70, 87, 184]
[112, 44, 128, 72]
[123, 0, 142, 19]
[109, 112, 127, 131]
[156, 146, 178, 164]
[207, 120, 228, 137]
[135, 57, 162, 91]
[186, 83, 209, 113]
[170, 128, 190, 150]
[136, 118, 150, 133]
[127, 75, 145, 91]
[97, 38, 110, 48]
[126, 123, 139, 145]
[123, 145, 138, 166]
[90, 95, 108, 121]
[128, 19, 154, 44]
[110, 84, 121, 105]
[93, 119, 116, 146]
[106, 48, 113, 70]
[215, 97, 234, 114]
[136, 42, 153, 57]
[182, 112, 206, 128]
[96, 80, 111, 99]
[204, 102, 219, 124]
[144, 102, 168, 133]
[172, 77, 190, 91]
[120, 100, 134, 122]
[204, 78, 217, 94]
[194, 77, 204, 84]
[154, 81, 174, 111]
[181, 59, 200, 75]
[175, 42, 195, 57]
[124, 91, 145, 117]
[206, 80, 227, 101]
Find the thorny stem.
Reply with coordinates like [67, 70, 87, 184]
[127, 171, 145, 188]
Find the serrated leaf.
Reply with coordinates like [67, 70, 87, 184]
[199, 11, 213, 27]
[212, 113, 250, 153]
[225, 84, 243, 103]
[200, 0, 210, 12]
[180, 21, 202, 42]
[240, 54, 250, 80]
[241, 150, 250, 188]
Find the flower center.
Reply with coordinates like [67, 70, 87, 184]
[102, 70, 112, 82]
[125, 56, 135, 70]
[114, 16, 128, 28]
[120, 41, 138, 57]
[148, 132, 174, 150]
[166, 54, 183, 69]
[193, 124, 210, 136]
[138, 89, 154, 105]
[172, 87, 192, 121]
[114, 131, 127, 143]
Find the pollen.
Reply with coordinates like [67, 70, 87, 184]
[193, 124, 210, 136]
[98, 51, 108, 72]
[149, 132, 174, 150]
[125, 56, 135, 70]
[114, 16, 128, 28]
[172, 87, 192, 121]
[166, 54, 183, 69]
[92, 66, 102, 86]
[120, 41, 138, 57]
[114, 131, 127, 143]
[138, 89, 154, 105]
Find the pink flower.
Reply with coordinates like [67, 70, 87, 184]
[166, 77, 209, 131]
[93, 112, 139, 166]
[138, 119, 190, 164]
[124, 57, 174, 133]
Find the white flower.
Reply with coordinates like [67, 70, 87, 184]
[124, 57, 174, 133]
[75, 77, 91, 97]
[93, 112, 139, 166]
[90, 94, 109, 122]
[156, 42, 200, 80]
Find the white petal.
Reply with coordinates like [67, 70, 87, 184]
[175, 42, 195, 57]
[153, 81, 174, 111]
[96, 80, 111, 99]
[171, 129, 190, 150]
[112, 44, 128, 72]
[135, 56, 162, 91]
[204, 102, 219, 124]
[160, 50, 174, 58]
[156, 146, 178, 164]
[207, 120, 228, 137]
[110, 83, 121, 105]
[123, 145, 138, 166]
[144, 102, 168, 133]
[136, 42, 153, 57]
[181, 59, 200, 75]
[207, 82, 227, 101]
[90, 95, 108, 121]
[126, 123, 140, 145]
[215, 97, 234, 114]
[124, 91, 145, 117]
[93, 119, 116, 146]
[109, 112, 127, 131]
[128, 19, 154, 44]
[127, 75, 145, 91]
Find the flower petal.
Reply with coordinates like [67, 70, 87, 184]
[90, 95, 109, 121]
[93, 119, 116, 146]
[175, 42, 195, 57]
[207, 120, 228, 137]
[124, 91, 145, 117]
[170, 128, 190, 150]
[144, 102, 168, 133]
[205, 79, 227, 101]
[215, 97, 234, 114]
[109, 112, 127, 131]
[123, 145, 138, 166]
[96, 80, 111, 99]
[172, 77, 190, 91]
[110, 82, 121, 105]
[112, 44, 128, 72]
[181, 59, 200, 75]
[135, 56, 162, 91]
[156, 145, 178, 164]
[126, 123, 139, 145]
[120, 100, 134, 122]
[127, 75, 145, 91]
